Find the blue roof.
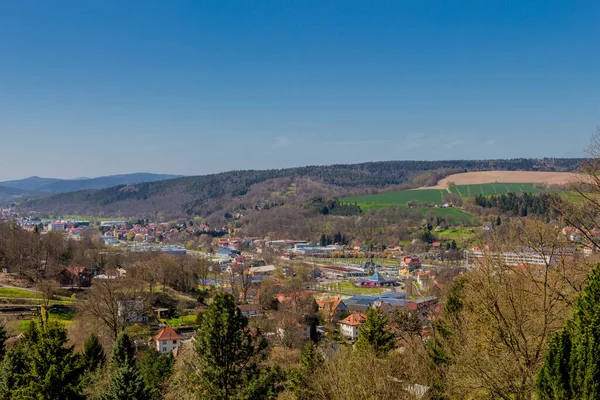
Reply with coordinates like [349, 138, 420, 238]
[345, 295, 378, 306]
[356, 272, 396, 284]
[378, 292, 407, 299]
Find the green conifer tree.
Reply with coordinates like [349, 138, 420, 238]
[101, 332, 150, 400]
[11, 312, 85, 399]
[0, 322, 8, 359]
[0, 345, 28, 398]
[137, 348, 174, 400]
[537, 263, 600, 399]
[111, 333, 135, 367]
[193, 292, 276, 399]
[356, 307, 396, 355]
[82, 333, 106, 372]
[101, 362, 150, 400]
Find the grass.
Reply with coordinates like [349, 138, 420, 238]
[17, 309, 75, 333]
[163, 314, 197, 327]
[0, 288, 42, 299]
[341, 189, 445, 209]
[317, 281, 389, 295]
[436, 227, 477, 240]
[60, 215, 123, 222]
[0, 288, 75, 305]
[341, 182, 549, 211]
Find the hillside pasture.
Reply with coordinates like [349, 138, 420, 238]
[341, 181, 549, 214]
[341, 189, 445, 208]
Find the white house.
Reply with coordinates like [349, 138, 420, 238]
[155, 326, 181, 354]
[339, 311, 367, 340]
[117, 300, 147, 324]
[47, 222, 66, 232]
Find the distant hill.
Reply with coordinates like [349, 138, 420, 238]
[0, 185, 31, 200]
[10, 158, 582, 219]
[0, 173, 183, 194]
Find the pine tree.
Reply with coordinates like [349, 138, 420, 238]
[0, 322, 7, 359]
[111, 333, 135, 367]
[82, 333, 106, 372]
[137, 348, 174, 400]
[0, 345, 28, 398]
[356, 307, 396, 355]
[12, 312, 85, 399]
[193, 292, 274, 399]
[537, 263, 600, 399]
[101, 362, 151, 400]
[101, 332, 150, 400]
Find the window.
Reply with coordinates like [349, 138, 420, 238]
[162, 347, 167, 352]
[173, 340, 177, 344]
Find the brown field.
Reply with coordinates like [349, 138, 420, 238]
[429, 171, 578, 189]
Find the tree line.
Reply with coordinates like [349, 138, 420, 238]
[473, 192, 561, 219]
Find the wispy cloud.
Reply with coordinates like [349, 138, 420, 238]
[445, 140, 464, 149]
[485, 139, 496, 146]
[335, 138, 400, 146]
[273, 136, 293, 148]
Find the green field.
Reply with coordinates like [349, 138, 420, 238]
[436, 227, 477, 239]
[163, 314, 197, 327]
[341, 182, 546, 210]
[17, 309, 75, 333]
[341, 189, 446, 208]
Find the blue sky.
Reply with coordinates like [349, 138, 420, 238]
[0, 1, 598, 180]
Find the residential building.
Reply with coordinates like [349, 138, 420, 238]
[248, 265, 276, 276]
[465, 247, 555, 267]
[47, 222, 66, 232]
[56, 267, 92, 288]
[238, 304, 261, 317]
[315, 297, 347, 321]
[339, 312, 367, 340]
[118, 300, 147, 324]
[155, 326, 181, 354]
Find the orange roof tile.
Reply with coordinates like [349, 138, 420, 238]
[340, 311, 367, 327]
[156, 326, 181, 341]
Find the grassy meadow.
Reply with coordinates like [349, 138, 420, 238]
[341, 182, 547, 212]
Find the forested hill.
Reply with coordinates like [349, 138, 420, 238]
[0, 173, 182, 194]
[10, 158, 582, 219]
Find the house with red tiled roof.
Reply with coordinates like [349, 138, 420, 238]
[155, 326, 181, 354]
[315, 297, 347, 321]
[56, 266, 92, 288]
[339, 311, 367, 340]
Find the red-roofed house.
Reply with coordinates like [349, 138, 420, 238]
[339, 311, 367, 340]
[155, 326, 181, 354]
[315, 297, 347, 321]
[56, 266, 92, 288]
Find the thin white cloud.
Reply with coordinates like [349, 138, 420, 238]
[445, 140, 464, 149]
[273, 136, 293, 148]
[485, 139, 496, 146]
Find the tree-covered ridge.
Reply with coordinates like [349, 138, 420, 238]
[12, 158, 581, 218]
